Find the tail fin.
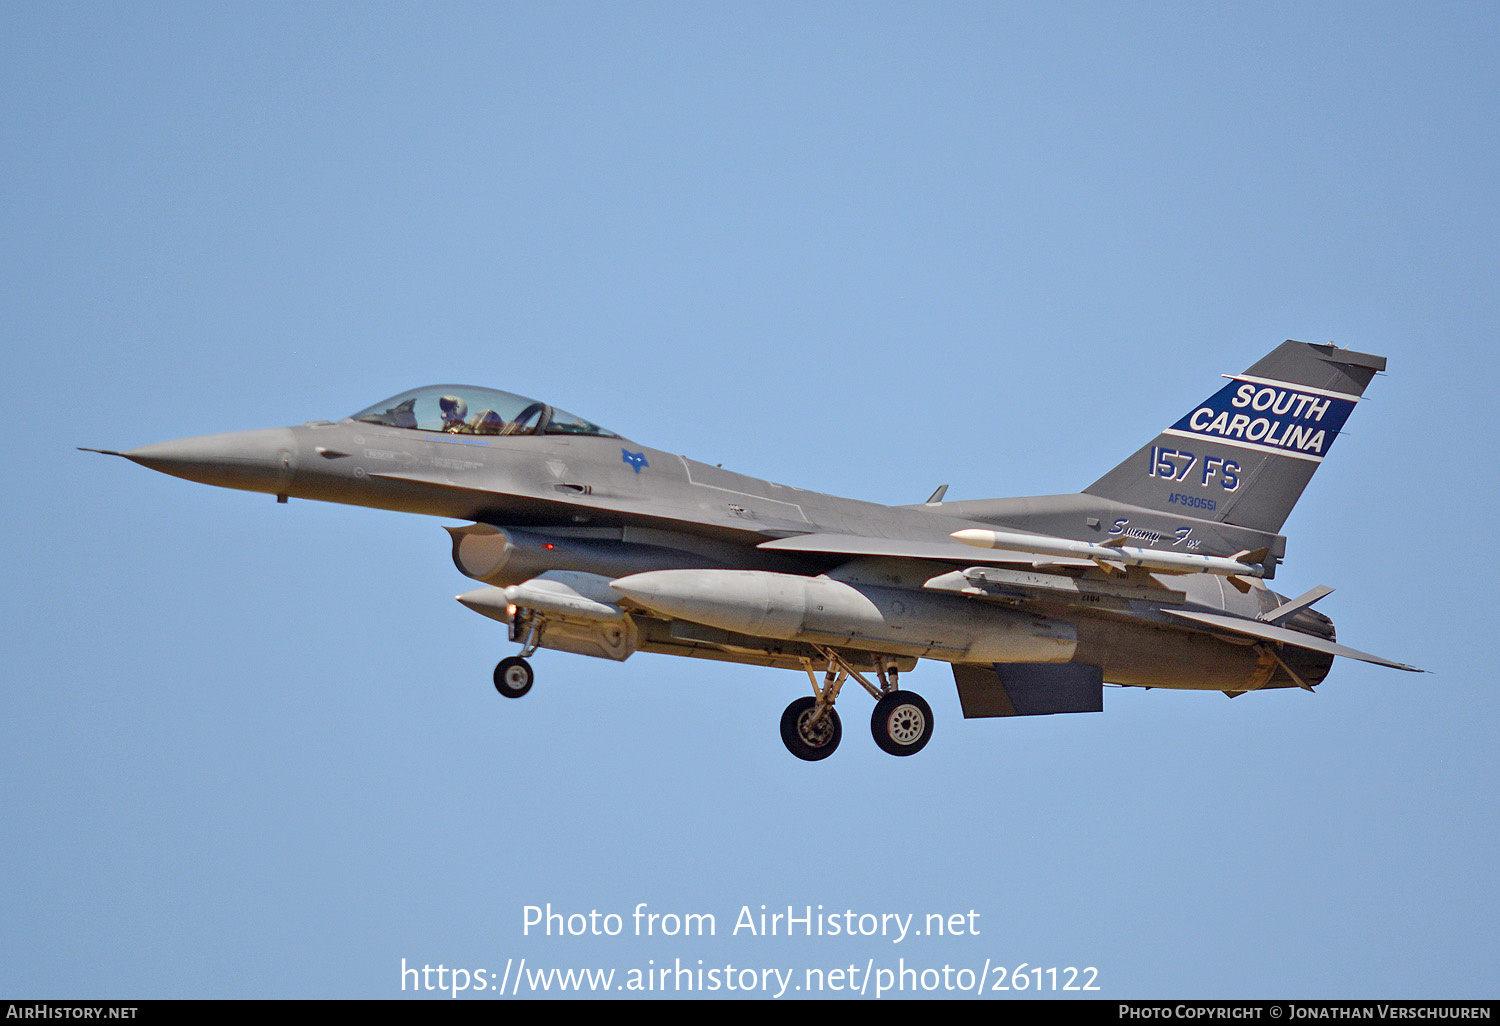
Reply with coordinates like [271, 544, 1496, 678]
[1084, 341, 1386, 534]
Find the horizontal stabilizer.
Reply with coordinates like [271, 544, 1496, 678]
[953, 663, 1104, 718]
[1164, 609, 1424, 672]
[1260, 585, 1335, 625]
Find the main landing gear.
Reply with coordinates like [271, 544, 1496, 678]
[780, 696, 841, 761]
[870, 690, 934, 757]
[780, 647, 934, 761]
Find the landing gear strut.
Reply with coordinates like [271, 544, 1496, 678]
[779, 657, 847, 760]
[780, 696, 842, 761]
[779, 648, 934, 761]
[493, 612, 543, 698]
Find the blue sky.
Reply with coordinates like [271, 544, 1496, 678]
[2, 2, 1495, 999]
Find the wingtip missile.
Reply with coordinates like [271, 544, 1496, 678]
[953, 528, 1269, 581]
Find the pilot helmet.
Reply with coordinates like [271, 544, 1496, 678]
[438, 394, 468, 423]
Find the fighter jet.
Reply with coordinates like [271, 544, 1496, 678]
[87, 340, 1422, 761]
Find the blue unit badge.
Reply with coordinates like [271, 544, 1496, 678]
[622, 449, 649, 474]
[1165, 376, 1359, 462]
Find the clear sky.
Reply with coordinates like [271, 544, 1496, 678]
[2, 1, 1495, 999]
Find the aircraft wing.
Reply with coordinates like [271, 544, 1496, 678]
[369, 470, 802, 538]
[1164, 609, 1424, 672]
[755, 532, 1096, 569]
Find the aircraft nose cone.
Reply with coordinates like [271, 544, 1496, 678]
[123, 427, 298, 493]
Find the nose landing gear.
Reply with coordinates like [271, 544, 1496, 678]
[493, 656, 534, 698]
[492, 612, 543, 698]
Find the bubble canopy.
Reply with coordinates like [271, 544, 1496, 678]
[351, 385, 618, 438]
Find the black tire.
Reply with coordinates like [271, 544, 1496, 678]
[493, 656, 534, 698]
[871, 690, 933, 756]
[779, 696, 842, 761]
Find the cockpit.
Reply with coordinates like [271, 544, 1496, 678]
[351, 385, 619, 438]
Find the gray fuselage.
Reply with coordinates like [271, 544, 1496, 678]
[118, 414, 1332, 695]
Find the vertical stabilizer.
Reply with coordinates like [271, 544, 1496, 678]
[1083, 341, 1386, 534]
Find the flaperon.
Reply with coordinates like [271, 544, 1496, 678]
[87, 340, 1422, 761]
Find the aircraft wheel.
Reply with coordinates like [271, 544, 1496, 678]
[780, 696, 841, 761]
[493, 656, 534, 698]
[871, 690, 933, 756]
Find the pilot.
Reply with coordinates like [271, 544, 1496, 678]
[439, 394, 469, 433]
[470, 409, 506, 435]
